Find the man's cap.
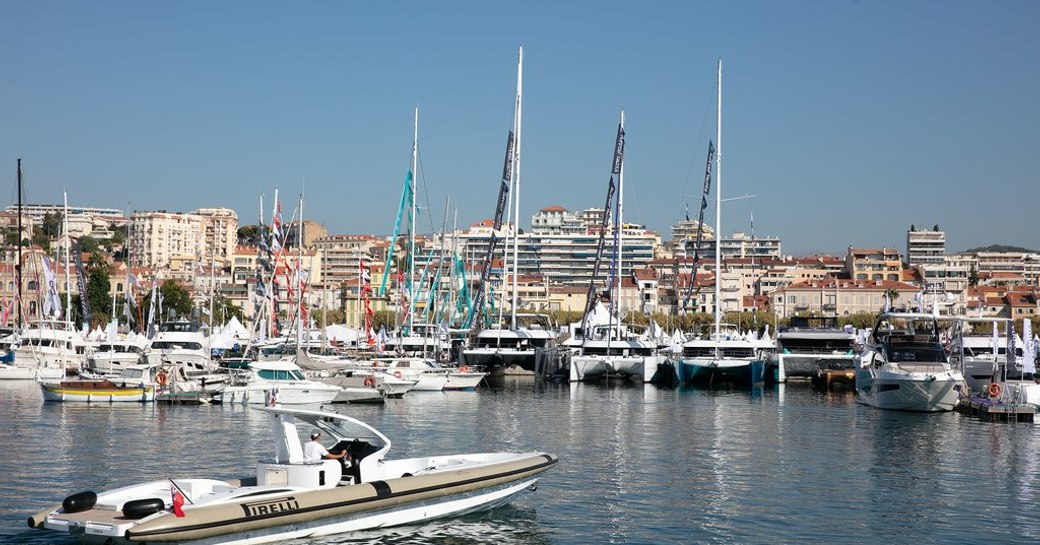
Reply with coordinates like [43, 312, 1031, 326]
[311, 430, 321, 439]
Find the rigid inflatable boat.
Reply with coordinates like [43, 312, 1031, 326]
[29, 406, 558, 544]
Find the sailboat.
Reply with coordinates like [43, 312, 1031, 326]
[568, 112, 660, 382]
[461, 46, 560, 374]
[678, 59, 767, 387]
[2, 161, 78, 381]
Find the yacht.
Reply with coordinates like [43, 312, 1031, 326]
[460, 314, 559, 373]
[32, 405, 556, 545]
[949, 317, 1025, 395]
[567, 323, 660, 382]
[854, 312, 965, 412]
[223, 360, 342, 405]
[768, 317, 857, 383]
[679, 323, 768, 386]
[5, 323, 88, 380]
[143, 320, 215, 375]
[86, 337, 150, 377]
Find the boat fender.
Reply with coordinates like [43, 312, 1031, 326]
[61, 491, 97, 514]
[122, 498, 166, 519]
[364, 375, 376, 388]
[988, 383, 1002, 398]
[459, 366, 470, 373]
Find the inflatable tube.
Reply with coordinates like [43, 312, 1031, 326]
[122, 498, 166, 519]
[988, 383, 1002, 397]
[62, 491, 97, 514]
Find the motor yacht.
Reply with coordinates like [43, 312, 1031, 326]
[30, 405, 557, 544]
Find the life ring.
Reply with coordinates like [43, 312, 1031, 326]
[393, 371, 403, 379]
[988, 383, 1002, 397]
[459, 366, 470, 373]
[156, 371, 168, 386]
[363, 375, 377, 388]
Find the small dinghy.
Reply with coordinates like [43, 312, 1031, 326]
[29, 406, 558, 544]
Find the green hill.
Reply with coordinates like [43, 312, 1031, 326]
[962, 244, 1037, 254]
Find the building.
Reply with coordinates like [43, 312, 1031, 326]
[772, 278, 920, 319]
[845, 247, 903, 281]
[129, 212, 205, 269]
[194, 208, 239, 266]
[906, 225, 946, 267]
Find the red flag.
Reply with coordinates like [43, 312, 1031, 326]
[171, 483, 185, 517]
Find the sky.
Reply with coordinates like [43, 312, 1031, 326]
[1, 1, 1038, 256]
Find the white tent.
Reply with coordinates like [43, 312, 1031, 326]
[325, 324, 360, 345]
[223, 315, 250, 340]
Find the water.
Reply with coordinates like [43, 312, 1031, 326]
[2, 379, 1039, 545]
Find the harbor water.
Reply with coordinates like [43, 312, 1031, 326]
[2, 379, 1039, 545]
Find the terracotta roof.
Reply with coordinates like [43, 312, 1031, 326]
[778, 278, 919, 293]
[539, 205, 567, 212]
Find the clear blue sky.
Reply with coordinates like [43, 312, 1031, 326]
[2, 1, 1037, 256]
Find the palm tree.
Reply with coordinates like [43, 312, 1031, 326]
[885, 288, 900, 311]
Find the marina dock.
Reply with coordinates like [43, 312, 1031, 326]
[955, 396, 1036, 423]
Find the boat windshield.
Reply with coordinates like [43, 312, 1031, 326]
[258, 369, 306, 381]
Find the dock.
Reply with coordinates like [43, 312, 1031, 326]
[955, 396, 1035, 423]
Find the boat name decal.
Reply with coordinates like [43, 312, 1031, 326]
[240, 496, 300, 517]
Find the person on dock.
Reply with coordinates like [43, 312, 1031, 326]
[303, 430, 348, 463]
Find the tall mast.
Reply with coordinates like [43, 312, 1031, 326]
[297, 193, 304, 349]
[16, 159, 22, 330]
[409, 106, 418, 334]
[510, 45, 523, 330]
[616, 110, 624, 338]
[714, 58, 723, 350]
[63, 189, 71, 330]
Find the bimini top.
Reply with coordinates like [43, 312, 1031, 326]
[254, 405, 391, 458]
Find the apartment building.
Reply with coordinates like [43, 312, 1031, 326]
[906, 225, 946, 267]
[845, 247, 903, 281]
[772, 278, 920, 319]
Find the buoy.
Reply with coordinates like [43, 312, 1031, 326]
[121, 498, 166, 519]
[61, 491, 97, 514]
[988, 383, 1002, 398]
[156, 371, 168, 386]
[364, 375, 376, 388]
[393, 371, 402, 379]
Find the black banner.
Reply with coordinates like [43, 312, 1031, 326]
[683, 140, 715, 309]
[73, 240, 92, 324]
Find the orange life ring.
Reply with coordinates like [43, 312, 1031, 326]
[393, 371, 403, 379]
[987, 383, 1002, 397]
[363, 375, 377, 388]
[156, 371, 168, 386]
[459, 366, 470, 373]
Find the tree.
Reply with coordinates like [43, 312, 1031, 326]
[140, 280, 194, 322]
[968, 263, 979, 287]
[86, 267, 111, 324]
[78, 236, 100, 254]
[238, 225, 261, 246]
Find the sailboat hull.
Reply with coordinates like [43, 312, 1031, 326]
[679, 357, 766, 387]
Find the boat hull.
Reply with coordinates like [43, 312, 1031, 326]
[40, 382, 155, 403]
[679, 357, 766, 387]
[854, 367, 963, 412]
[39, 454, 557, 545]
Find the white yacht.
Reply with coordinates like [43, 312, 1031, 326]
[223, 360, 342, 405]
[568, 323, 660, 382]
[143, 321, 215, 375]
[32, 405, 557, 545]
[358, 357, 450, 391]
[854, 312, 965, 412]
[86, 337, 150, 377]
[5, 324, 88, 380]
[949, 317, 1024, 395]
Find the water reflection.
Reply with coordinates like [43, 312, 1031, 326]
[4, 377, 1040, 545]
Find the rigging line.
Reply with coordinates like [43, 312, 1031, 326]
[415, 145, 439, 235]
[678, 82, 719, 219]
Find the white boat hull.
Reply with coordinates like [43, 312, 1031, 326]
[0, 364, 65, 381]
[855, 365, 963, 412]
[223, 384, 340, 405]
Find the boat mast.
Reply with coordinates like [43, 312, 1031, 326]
[63, 189, 71, 331]
[510, 45, 523, 331]
[16, 159, 22, 330]
[409, 106, 418, 336]
[616, 110, 624, 341]
[714, 58, 723, 354]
